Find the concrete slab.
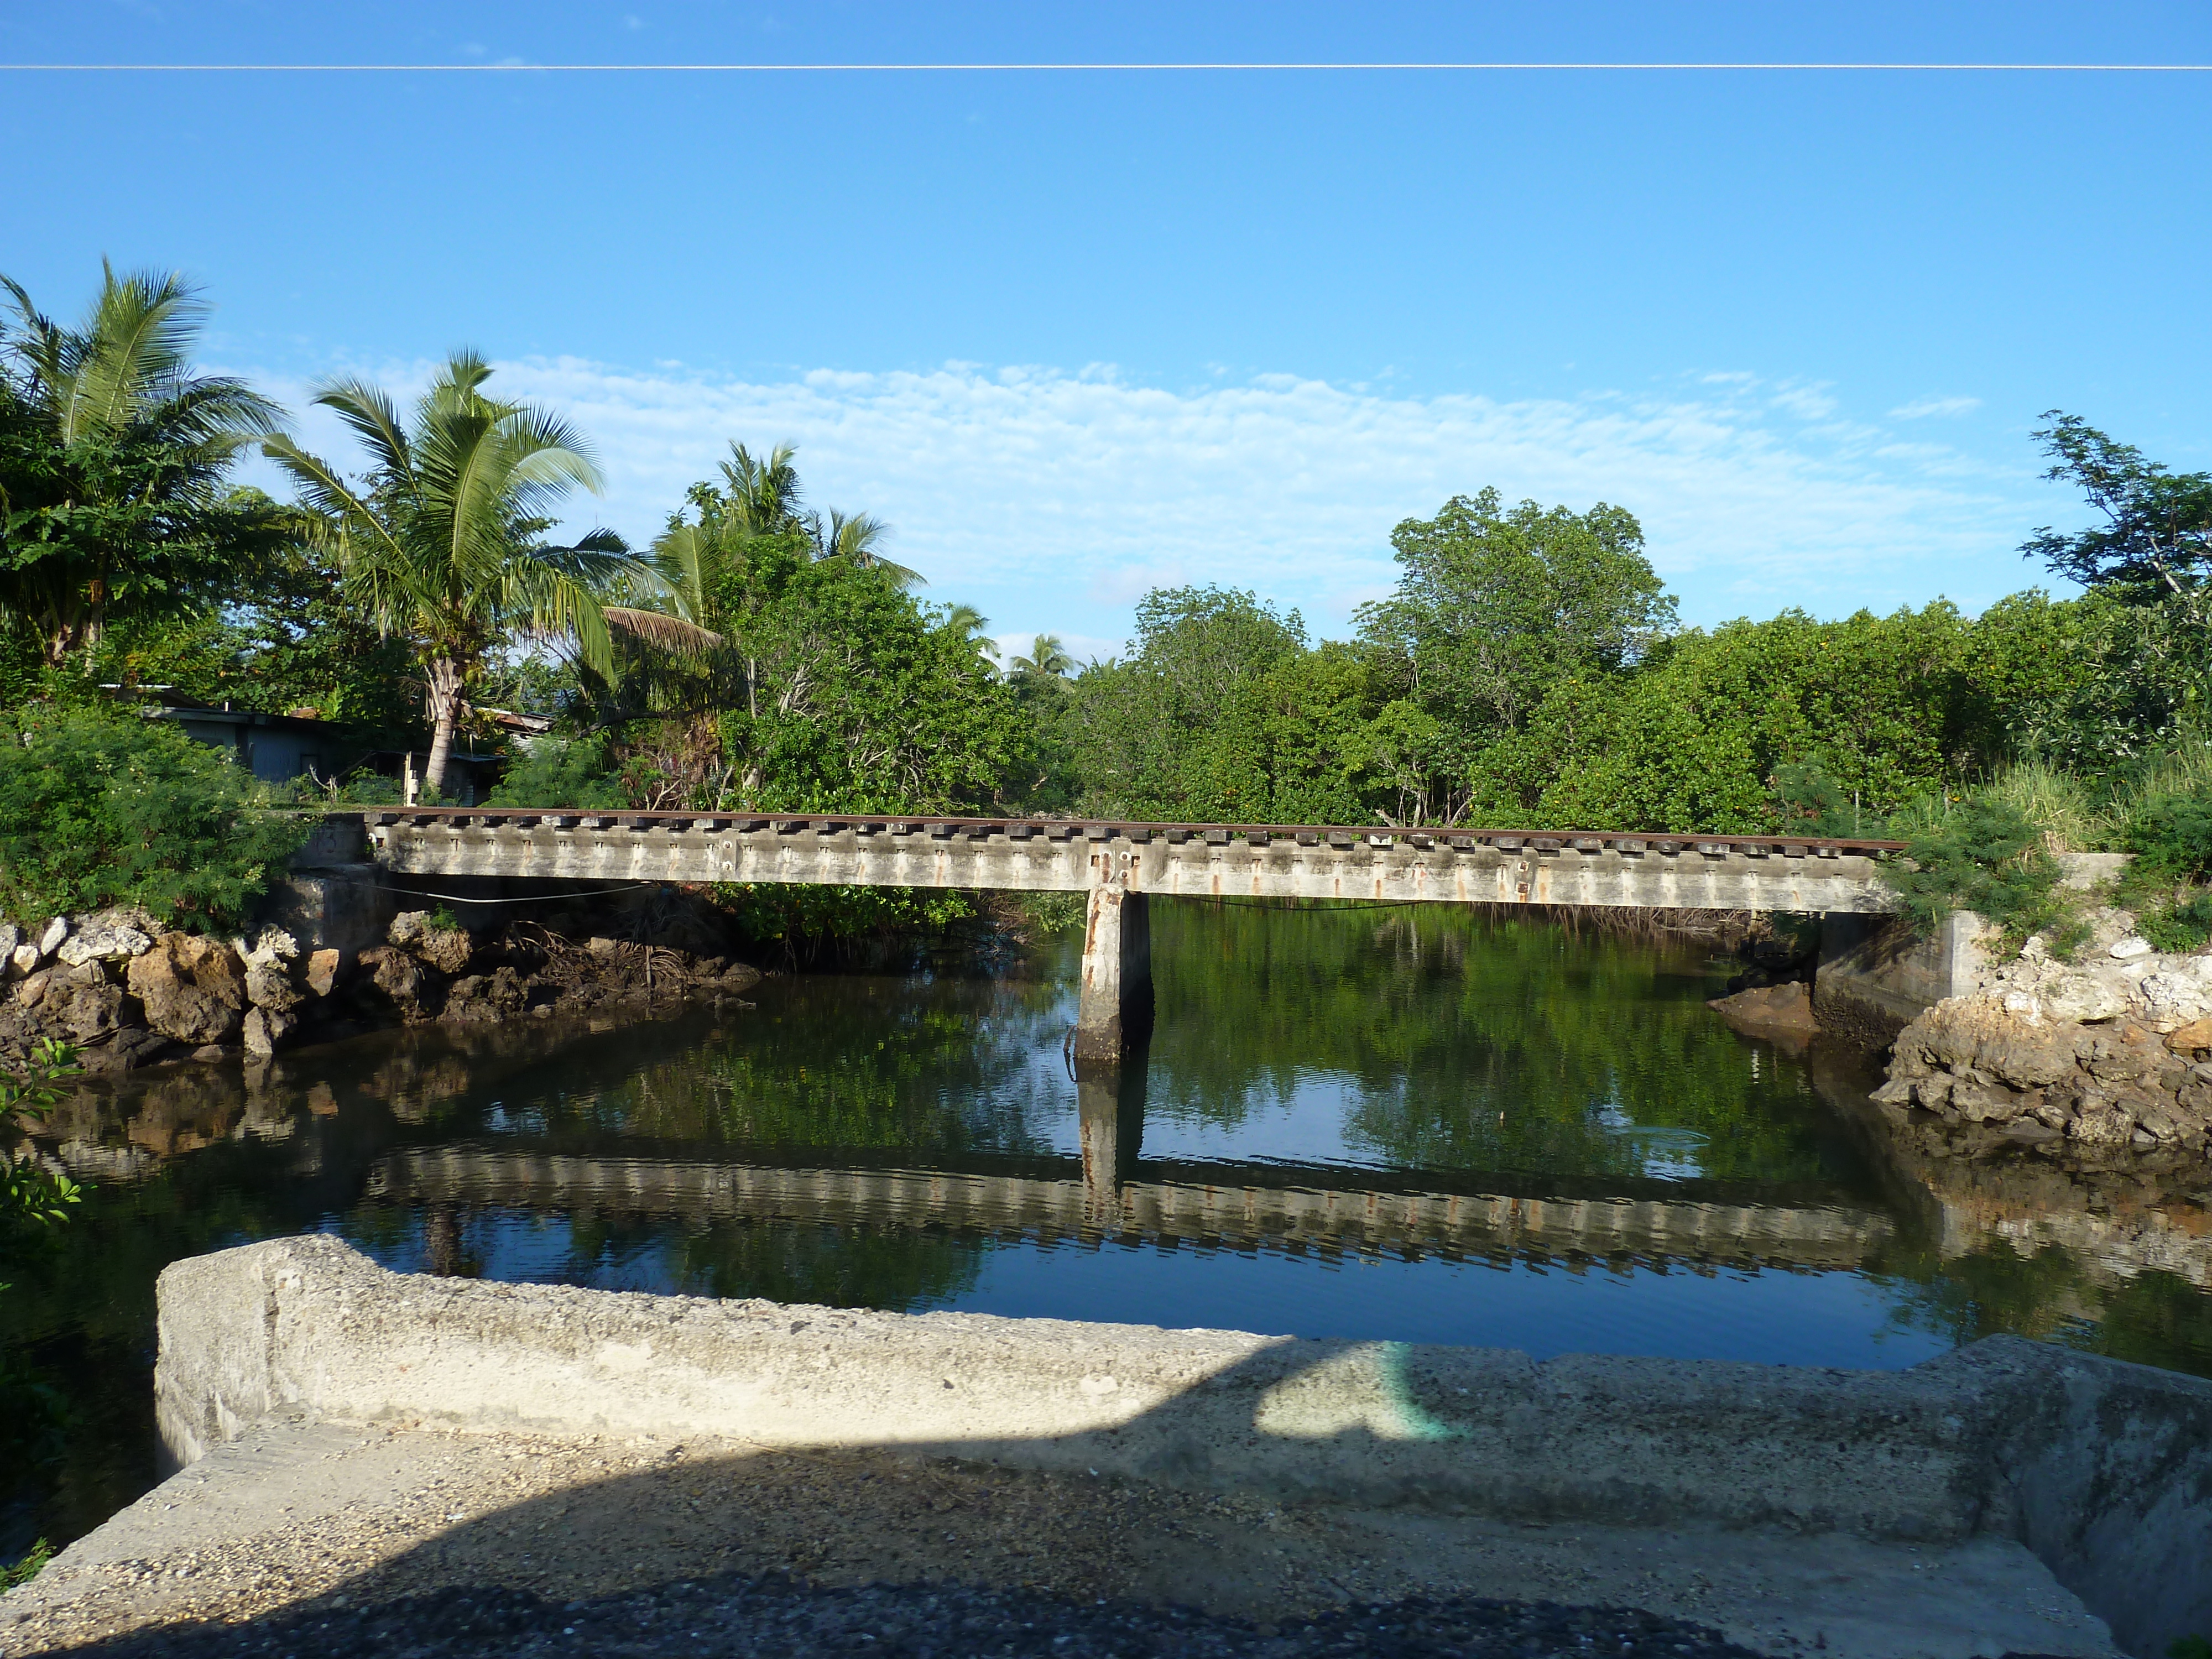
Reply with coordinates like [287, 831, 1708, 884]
[0, 1414, 2116, 1659]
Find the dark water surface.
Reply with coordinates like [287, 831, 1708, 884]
[6, 902, 2211, 1557]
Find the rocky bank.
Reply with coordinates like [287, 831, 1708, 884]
[1876, 904, 2212, 1161]
[0, 897, 761, 1075]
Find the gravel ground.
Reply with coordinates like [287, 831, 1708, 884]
[34, 1572, 1767, 1658]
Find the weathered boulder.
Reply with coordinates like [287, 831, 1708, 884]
[126, 935, 247, 1045]
[34, 917, 66, 959]
[304, 948, 347, 999]
[442, 966, 528, 1024]
[46, 977, 130, 1042]
[389, 910, 473, 975]
[243, 1003, 301, 1057]
[57, 921, 153, 968]
[415, 927, 473, 975]
[238, 927, 306, 1014]
[1706, 980, 1818, 1042]
[356, 946, 432, 1018]
[7, 943, 36, 978]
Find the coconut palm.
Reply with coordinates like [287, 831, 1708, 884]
[1009, 633, 1076, 679]
[263, 352, 643, 797]
[942, 603, 1000, 673]
[808, 506, 922, 589]
[0, 263, 285, 665]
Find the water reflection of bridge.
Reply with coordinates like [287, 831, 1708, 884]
[367, 1074, 1895, 1270]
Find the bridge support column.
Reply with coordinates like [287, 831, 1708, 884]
[1073, 886, 1151, 1070]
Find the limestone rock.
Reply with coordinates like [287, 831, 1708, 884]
[2166, 1016, 2212, 1056]
[305, 948, 347, 999]
[1705, 981, 1817, 1042]
[441, 966, 528, 1024]
[14, 969, 52, 1009]
[48, 979, 128, 1042]
[243, 1003, 301, 1057]
[35, 917, 66, 959]
[7, 944, 36, 978]
[414, 926, 474, 976]
[357, 946, 431, 1018]
[57, 922, 153, 968]
[126, 934, 247, 1045]
[239, 927, 306, 1014]
[388, 909, 472, 974]
[0, 922, 18, 967]
[2109, 936, 2154, 961]
[79, 906, 160, 945]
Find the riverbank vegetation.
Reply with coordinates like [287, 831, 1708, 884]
[4, 262, 2211, 952]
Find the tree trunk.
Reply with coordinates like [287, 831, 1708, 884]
[421, 656, 466, 801]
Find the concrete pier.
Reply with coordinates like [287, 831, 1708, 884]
[1073, 886, 1152, 1068]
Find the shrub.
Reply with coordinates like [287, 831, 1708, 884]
[2119, 789, 2212, 952]
[1887, 795, 2071, 945]
[486, 736, 627, 810]
[0, 702, 306, 931]
[2122, 790, 2212, 883]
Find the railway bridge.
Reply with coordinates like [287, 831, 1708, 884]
[331, 808, 1916, 1065]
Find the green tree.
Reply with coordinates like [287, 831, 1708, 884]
[2025, 413, 2212, 631]
[721, 545, 1027, 814]
[0, 264, 285, 669]
[263, 352, 641, 797]
[92, 533, 421, 749]
[1358, 489, 1676, 769]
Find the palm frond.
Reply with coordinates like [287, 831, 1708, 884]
[603, 606, 727, 655]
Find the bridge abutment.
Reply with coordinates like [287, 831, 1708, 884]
[1073, 886, 1152, 1070]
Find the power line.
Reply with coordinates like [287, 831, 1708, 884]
[2, 61, 2208, 74]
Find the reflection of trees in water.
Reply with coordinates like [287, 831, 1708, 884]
[586, 972, 1074, 1157]
[556, 1211, 983, 1313]
[1145, 902, 1860, 1187]
[1878, 1241, 2212, 1380]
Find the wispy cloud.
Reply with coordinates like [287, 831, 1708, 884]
[1889, 394, 1984, 420]
[239, 359, 2053, 646]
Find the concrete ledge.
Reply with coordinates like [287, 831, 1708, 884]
[155, 1237, 2212, 1656]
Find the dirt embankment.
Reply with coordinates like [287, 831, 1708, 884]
[0, 892, 762, 1075]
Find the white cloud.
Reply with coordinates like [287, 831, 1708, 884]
[1889, 395, 1984, 420]
[235, 358, 2051, 646]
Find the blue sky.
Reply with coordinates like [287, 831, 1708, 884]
[5, 3, 2209, 664]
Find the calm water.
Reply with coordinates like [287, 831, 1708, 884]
[6, 901, 2211, 1557]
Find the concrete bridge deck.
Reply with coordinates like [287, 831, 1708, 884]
[353, 807, 1902, 915]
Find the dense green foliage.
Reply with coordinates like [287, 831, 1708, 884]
[0, 701, 305, 928]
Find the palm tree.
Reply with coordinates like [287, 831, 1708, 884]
[263, 352, 643, 797]
[0, 263, 284, 666]
[1009, 633, 1075, 679]
[942, 604, 1000, 672]
[807, 507, 922, 589]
